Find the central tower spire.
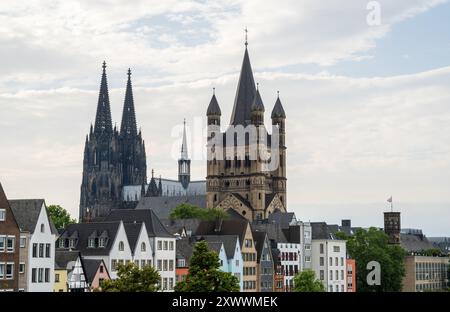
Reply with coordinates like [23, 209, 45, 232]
[229, 30, 256, 126]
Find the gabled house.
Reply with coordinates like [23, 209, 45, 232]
[197, 235, 243, 291]
[9, 199, 57, 292]
[123, 222, 153, 269]
[252, 230, 274, 292]
[57, 221, 132, 280]
[83, 258, 110, 290]
[54, 250, 89, 292]
[175, 238, 193, 284]
[196, 219, 257, 292]
[0, 183, 20, 292]
[103, 209, 176, 291]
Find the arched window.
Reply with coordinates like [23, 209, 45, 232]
[141, 242, 146, 252]
[118, 241, 124, 251]
[40, 224, 45, 233]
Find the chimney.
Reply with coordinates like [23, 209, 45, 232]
[341, 219, 351, 228]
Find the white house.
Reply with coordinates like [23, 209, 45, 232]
[104, 209, 176, 292]
[311, 222, 347, 292]
[9, 199, 57, 292]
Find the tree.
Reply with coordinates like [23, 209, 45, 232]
[340, 228, 406, 292]
[99, 263, 160, 292]
[170, 204, 229, 221]
[293, 269, 325, 292]
[174, 240, 239, 292]
[47, 205, 76, 229]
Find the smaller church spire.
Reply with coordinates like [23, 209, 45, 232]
[180, 119, 188, 160]
[94, 61, 113, 135]
[271, 91, 286, 119]
[120, 67, 137, 137]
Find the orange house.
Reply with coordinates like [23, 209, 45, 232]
[346, 259, 356, 292]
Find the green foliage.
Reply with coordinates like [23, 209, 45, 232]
[293, 269, 325, 292]
[346, 227, 406, 292]
[419, 248, 444, 257]
[174, 240, 240, 292]
[47, 205, 77, 229]
[170, 204, 229, 221]
[100, 263, 160, 292]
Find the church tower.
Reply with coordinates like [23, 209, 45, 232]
[119, 68, 147, 187]
[206, 38, 288, 221]
[79, 62, 123, 221]
[178, 119, 191, 188]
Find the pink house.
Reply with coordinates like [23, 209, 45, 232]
[83, 259, 110, 290]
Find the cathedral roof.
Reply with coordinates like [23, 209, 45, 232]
[120, 68, 137, 137]
[230, 47, 256, 126]
[94, 61, 113, 135]
[271, 95, 286, 119]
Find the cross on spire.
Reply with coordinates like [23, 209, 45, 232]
[102, 61, 107, 70]
[127, 68, 132, 78]
[245, 27, 248, 47]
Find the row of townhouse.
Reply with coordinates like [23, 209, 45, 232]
[1, 183, 57, 292]
[57, 209, 176, 291]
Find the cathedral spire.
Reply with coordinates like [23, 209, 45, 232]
[94, 61, 113, 134]
[180, 119, 188, 160]
[230, 37, 256, 126]
[120, 68, 137, 136]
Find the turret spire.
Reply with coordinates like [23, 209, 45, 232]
[94, 61, 113, 134]
[120, 68, 137, 136]
[180, 119, 188, 160]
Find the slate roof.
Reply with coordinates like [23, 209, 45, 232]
[9, 199, 57, 234]
[401, 234, 435, 253]
[225, 208, 248, 221]
[163, 219, 202, 237]
[83, 259, 106, 284]
[252, 230, 268, 262]
[198, 235, 240, 259]
[176, 238, 194, 264]
[55, 250, 80, 270]
[271, 96, 286, 119]
[231, 193, 252, 208]
[105, 209, 173, 238]
[136, 195, 206, 220]
[195, 219, 249, 246]
[59, 222, 121, 256]
[207, 93, 221, 116]
[251, 89, 265, 112]
[0, 183, 19, 230]
[264, 193, 277, 209]
[267, 211, 296, 229]
[230, 47, 256, 126]
[123, 222, 143, 253]
[251, 222, 288, 243]
[207, 241, 224, 254]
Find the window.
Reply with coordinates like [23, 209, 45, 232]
[330, 270, 333, 280]
[305, 256, 311, 262]
[320, 257, 324, 266]
[320, 243, 324, 254]
[141, 260, 146, 268]
[0, 263, 4, 279]
[40, 224, 45, 233]
[6, 263, 14, 279]
[163, 241, 168, 250]
[0, 209, 5, 221]
[88, 238, 95, 248]
[305, 244, 311, 250]
[163, 278, 168, 290]
[169, 278, 174, 290]
[333, 246, 340, 252]
[69, 239, 76, 249]
[341, 270, 344, 280]
[45, 243, 51, 258]
[39, 244, 44, 257]
[157, 260, 162, 271]
[141, 242, 146, 252]
[31, 268, 37, 282]
[6, 237, 14, 252]
[118, 241, 124, 251]
[329, 285, 333, 292]
[111, 260, 117, 271]
[341, 257, 344, 266]
[329, 257, 332, 266]
[341, 285, 345, 292]
[158, 241, 162, 250]
[0, 236, 5, 252]
[32, 243, 37, 257]
[177, 259, 185, 268]
[335, 257, 338, 266]
[320, 270, 324, 280]
[335, 270, 339, 280]
[19, 263, 25, 274]
[335, 285, 339, 292]
[38, 268, 44, 282]
[163, 260, 168, 271]
[99, 238, 106, 248]
[55, 274, 60, 282]
[45, 268, 50, 283]
[169, 241, 174, 250]
[169, 260, 174, 271]
[20, 237, 26, 248]
[100, 265, 104, 273]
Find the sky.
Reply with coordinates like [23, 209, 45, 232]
[0, 0, 449, 236]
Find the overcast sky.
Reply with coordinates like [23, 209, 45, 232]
[1, 0, 449, 236]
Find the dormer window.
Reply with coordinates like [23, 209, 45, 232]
[99, 238, 106, 248]
[69, 239, 76, 249]
[88, 238, 95, 248]
[58, 238, 65, 248]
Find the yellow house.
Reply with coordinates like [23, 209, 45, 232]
[54, 268, 68, 292]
